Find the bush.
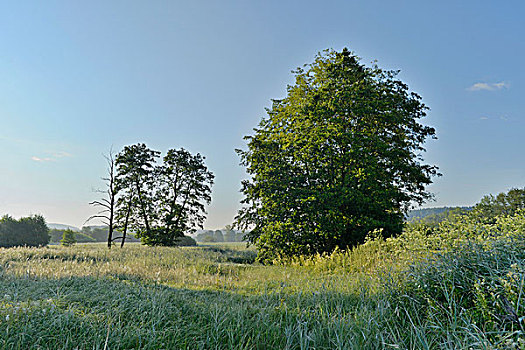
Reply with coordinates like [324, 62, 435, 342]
[60, 229, 77, 246]
[174, 235, 197, 246]
[50, 229, 96, 243]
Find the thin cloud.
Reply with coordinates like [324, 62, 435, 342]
[493, 82, 509, 89]
[468, 81, 509, 91]
[53, 151, 72, 158]
[31, 151, 72, 163]
[31, 156, 55, 162]
[478, 115, 510, 122]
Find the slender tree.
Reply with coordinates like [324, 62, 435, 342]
[115, 143, 160, 240]
[114, 189, 134, 248]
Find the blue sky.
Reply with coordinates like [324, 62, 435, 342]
[0, 1, 523, 228]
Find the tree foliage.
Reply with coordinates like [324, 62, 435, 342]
[237, 48, 439, 261]
[0, 215, 49, 248]
[174, 235, 197, 246]
[406, 207, 472, 226]
[113, 144, 214, 246]
[146, 148, 214, 245]
[471, 188, 525, 224]
[49, 229, 96, 243]
[115, 143, 160, 244]
[195, 229, 245, 243]
[60, 229, 77, 246]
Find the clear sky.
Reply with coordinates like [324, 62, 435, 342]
[0, 1, 524, 229]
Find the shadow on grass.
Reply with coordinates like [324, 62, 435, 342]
[0, 273, 392, 350]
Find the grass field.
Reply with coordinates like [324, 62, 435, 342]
[1, 221, 525, 349]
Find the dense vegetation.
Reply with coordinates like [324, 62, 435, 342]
[49, 229, 95, 244]
[0, 215, 49, 248]
[237, 49, 439, 261]
[473, 187, 525, 223]
[1, 207, 525, 348]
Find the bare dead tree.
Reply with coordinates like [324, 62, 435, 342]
[86, 150, 118, 249]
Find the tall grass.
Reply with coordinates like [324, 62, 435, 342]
[1, 212, 525, 348]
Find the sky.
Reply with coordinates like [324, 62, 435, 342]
[0, 1, 524, 229]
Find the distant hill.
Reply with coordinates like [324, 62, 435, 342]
[406, 206, 473, 223]
[48, 223, 108, 231]
[48, 224, 141, 244]
[47, 223, 80, 231]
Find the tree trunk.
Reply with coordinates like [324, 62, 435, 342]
[121, 201, 131, 248]
[135, 182, 151, 236]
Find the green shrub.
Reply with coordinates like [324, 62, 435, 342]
[60, 229, 77, 246]
[175, 235, 197, 246]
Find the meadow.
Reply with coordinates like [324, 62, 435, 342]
[1, 213, 525, 349]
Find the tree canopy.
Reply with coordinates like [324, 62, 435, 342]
[472, 187, 525, 224]
[236, 48, 439, 261]
[114, 144, 214, 246]
[0, 215, 49, 248]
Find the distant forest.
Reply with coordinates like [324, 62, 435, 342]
[48, 226, 140, 244]
[48, 226, 246, 244]
[195, 229, 246, 243]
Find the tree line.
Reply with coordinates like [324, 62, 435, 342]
[407, 188, 525, 227]
[0, 215, 49, 248]
[406, 207, 473, 224]
[195, 229, 245, 243]
[48, 226, 141, 244]
[4, 187, 524, 248]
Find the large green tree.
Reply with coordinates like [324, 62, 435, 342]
[237, 48, 439, 261]
[145, 148, 214, 245]
[114, 144, 213, 246]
